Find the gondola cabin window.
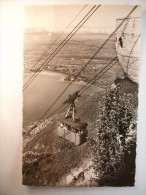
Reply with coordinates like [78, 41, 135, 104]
[57, 119, 88, 145]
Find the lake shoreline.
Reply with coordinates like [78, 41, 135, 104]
[24, 68, 104, 89]
[23, 69, 103, 126]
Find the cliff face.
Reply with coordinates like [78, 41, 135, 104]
[115, 17, 141, 83]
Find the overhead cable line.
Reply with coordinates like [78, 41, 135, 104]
[39, 5, 138, 120]
[23, 5, 138, 151]
[80, 59, 119, 95]
[23, 56, 118, 151]
[23, 5, 99, 90]
[121, 17, 131, 36]
[127, 34, 140, 73]
[24, 4, 87, 80]
[24, 55, 117, 139]
[79, 56, 117, 93]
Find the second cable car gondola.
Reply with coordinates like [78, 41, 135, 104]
[57, 91, 88, 145]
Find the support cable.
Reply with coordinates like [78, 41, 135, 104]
[23, 57, 118, 151]
[23, 5, 138, 151]
[23, 5, 99, 90]
[127, 34, 140, 73]
[24, 4, 87, 80]
[39, 5, 138, 120]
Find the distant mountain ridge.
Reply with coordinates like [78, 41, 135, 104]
[25, 27, 53, 35]
[25, 27, 113, 34]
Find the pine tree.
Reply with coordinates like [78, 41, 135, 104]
[89, 85, 133, 185]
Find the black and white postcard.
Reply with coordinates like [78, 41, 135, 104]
[23, 4, 141, 186]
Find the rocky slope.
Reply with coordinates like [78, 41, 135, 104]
[23, 76, 138, 186]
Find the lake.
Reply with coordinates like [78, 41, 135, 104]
[23, 71, 103, 125]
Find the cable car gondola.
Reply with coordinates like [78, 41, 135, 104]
[57, 91, 88, 145]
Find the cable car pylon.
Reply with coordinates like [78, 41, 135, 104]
[63, 90, 80, 121]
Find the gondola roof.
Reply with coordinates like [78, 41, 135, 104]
[60, 118, 88, 129]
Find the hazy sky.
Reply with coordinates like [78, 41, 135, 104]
[25, 5, 141, 33]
